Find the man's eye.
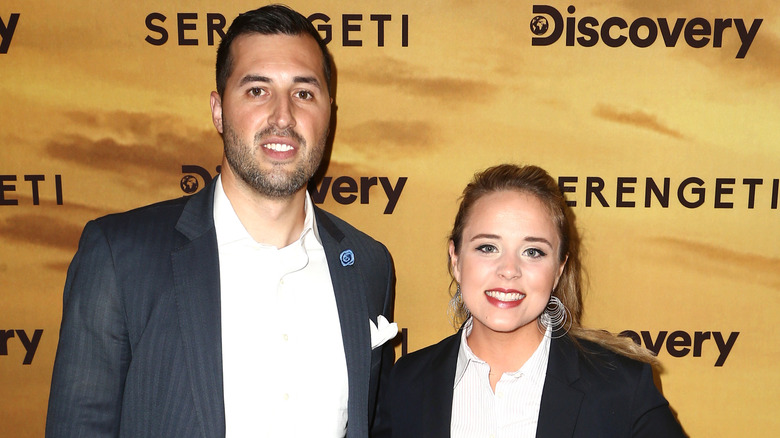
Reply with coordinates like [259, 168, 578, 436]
[249, 87, 265, 97]
[295, 90, 314, 99]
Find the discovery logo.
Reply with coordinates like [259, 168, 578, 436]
[530, 5, 762, 58]
[621, 330, 739, 367]
[180, 165, 406, 214]
[0, 13, 19, 54]
[1, 329, 43, 365]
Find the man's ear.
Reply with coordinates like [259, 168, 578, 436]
[210, 91, 224, 134]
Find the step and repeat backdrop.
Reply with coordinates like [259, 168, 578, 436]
[2, 1, 778, 436]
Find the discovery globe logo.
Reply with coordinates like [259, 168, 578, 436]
[530, 15, 549, 35]
[180, 175, 199, 194]
[530, 4, 762, 58]
[180, 165, 217, 195]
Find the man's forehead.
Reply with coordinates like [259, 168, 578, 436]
[230, 33, 323, 69]
[231, 32, 319, 57]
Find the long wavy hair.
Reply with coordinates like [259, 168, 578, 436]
[447, 164, 658, 365]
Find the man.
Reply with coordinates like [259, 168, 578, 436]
[46, 5, 396, 437]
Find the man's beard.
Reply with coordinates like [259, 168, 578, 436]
[222, 122, 326, 199]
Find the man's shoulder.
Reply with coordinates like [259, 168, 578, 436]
[71, 191, 212, 266]
[92, 195, 190, 230]
[94, 179, 214, 230]
[314, 206, 387, 250]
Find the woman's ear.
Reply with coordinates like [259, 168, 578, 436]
[553, 253, 569, 290]
[449, 240, 461, 283]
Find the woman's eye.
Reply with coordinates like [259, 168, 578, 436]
[524, 248, 546, 258]
[476, 244, 498, 253]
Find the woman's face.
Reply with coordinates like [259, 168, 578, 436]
[450, 190, 566, 338]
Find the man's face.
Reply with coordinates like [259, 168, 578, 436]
[210, 33, 332, 198]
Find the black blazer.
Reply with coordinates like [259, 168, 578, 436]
[375, 331, 685, 437]
[46, 180, 395, 437]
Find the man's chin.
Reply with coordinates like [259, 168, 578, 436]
[249, 174, 309, 199]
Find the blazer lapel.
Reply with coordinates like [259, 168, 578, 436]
[536, 336, 584, 437]
[172, 182, 225, 437]
[315, 208, 371, 437]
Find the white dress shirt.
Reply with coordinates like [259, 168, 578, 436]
[451, 318, 551, 438]
[214, 177, 348, 437]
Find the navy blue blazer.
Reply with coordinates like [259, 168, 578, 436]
[46, 180, 395, 437]
[375, 331, 685, 437]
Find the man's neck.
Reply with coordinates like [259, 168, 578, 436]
[220, 168, 308, 248]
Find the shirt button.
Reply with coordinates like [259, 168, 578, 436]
[282, 334, 289, 341]
[280, 278, 285, 285]
[283, 393, 289, 400]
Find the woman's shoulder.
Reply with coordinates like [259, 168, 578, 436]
[552, 336, 684, 435]
[555, 335, 654, 389]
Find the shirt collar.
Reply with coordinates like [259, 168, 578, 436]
[453, 317, 552, 388]
[300, 189, 323, 251]
[213, 175, 322, 249]
[454, 318, 481, 388]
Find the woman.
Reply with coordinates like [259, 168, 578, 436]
[375, 164, 684, 437]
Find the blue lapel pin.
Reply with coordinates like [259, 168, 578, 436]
[340, 249, 355, 267]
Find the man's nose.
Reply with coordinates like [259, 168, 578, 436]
[268, 95, 296, 130]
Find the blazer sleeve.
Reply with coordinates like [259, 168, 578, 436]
[46, 220, 131, 437]
[630, 363, 687, 437]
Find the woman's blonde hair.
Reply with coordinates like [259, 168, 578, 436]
[447, 164, 659, 365]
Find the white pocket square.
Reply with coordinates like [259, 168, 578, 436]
[369, 315, 398, 350]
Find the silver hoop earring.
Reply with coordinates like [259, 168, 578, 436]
[449, 284, 463, 312]
[538, 295, 571, 338]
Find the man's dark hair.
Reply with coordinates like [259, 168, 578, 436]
[215, 4, 332, 97]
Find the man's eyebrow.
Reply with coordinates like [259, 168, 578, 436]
[238, 75, 271, 87]
[293, 76, 322, 88]
[237, 75, 322, 88]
